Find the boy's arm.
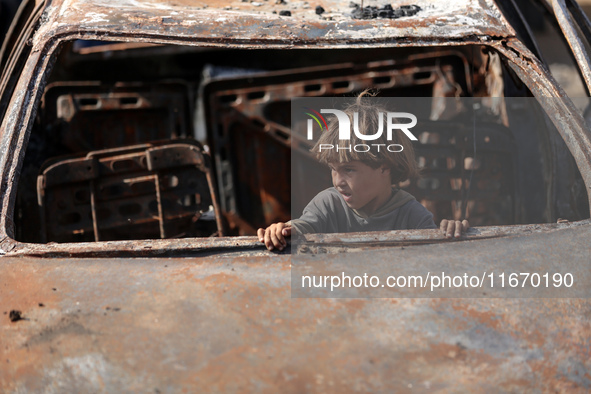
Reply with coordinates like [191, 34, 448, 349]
[257, 188, 339, 251]
[406, 200, 438, 229]
[440, 219, 470, 238]
[257, 215, 322, 251]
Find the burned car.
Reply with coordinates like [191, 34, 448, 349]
[1, 0, 591, 391]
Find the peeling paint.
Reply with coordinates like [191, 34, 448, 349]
[80, 12, 109, 24]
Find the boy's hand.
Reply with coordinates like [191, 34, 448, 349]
[440, 219, 470, 238]
[257, 222, 291, 251]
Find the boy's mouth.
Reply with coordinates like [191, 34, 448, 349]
[339, 190, 353, 202]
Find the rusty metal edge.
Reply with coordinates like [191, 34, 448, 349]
[552, 0, 591, 93]
[3, 220, 590, 258]
[492, 39, 591, 211]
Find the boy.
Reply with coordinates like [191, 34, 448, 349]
[258, 94, 469, 251]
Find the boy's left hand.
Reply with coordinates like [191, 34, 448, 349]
[440, 219, 470, 238]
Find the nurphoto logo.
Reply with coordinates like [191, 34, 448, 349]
[304, 108, 418, 152]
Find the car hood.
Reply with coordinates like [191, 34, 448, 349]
[1, 221, 590, 391]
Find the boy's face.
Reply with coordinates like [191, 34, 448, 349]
[329, 161, 393, 214]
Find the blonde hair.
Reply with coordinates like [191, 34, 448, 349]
[312, 90, 419, 184]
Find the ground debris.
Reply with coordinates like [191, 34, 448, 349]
[350, 3, 421, 19]
[9, 310, 23, 322]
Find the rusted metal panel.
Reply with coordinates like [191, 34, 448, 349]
[1, 222, 591, 391]
[12, 81, 200, 243]
[42, 82, 193, 151]
[295, 218, 591, 252]
[37, 141, 222, 243]
[1, 219, 588, 258]
[552, 0, 591, 94]
[34, 0, 514, 50]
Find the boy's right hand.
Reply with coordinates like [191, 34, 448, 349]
[257, 222, 291, 251]
[440, 219, 470, 238]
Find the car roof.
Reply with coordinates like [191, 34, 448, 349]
[38, 0, 515, 46]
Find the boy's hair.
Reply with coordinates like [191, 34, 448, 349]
[312, 91, 420, 184]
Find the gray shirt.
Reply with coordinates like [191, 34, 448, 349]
[291, 187, 437, 234]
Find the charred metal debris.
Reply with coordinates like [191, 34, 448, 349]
[350, 3, 421, 19]
[9, 310, 24, 322]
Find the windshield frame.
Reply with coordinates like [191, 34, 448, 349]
[0, 17, 590, 257]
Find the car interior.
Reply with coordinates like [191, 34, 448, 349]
[13, 41, 590, 243]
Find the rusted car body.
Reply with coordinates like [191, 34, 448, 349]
[1, 0, 591, 391]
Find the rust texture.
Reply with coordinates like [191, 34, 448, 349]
[552, 0, 591, 93]
[35, 0, 514, 49]
[295, 219, 591, 252]
[37, 141, 222, 243]
[42, 82, 192, 151]
[1, 219, 588, 258]
[1, 221, 591, 391]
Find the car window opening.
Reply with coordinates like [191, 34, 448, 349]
[12, 41, 590, 244]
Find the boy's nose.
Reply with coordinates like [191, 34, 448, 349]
[332, 172, 346, 187]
